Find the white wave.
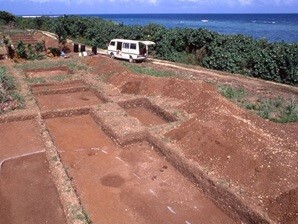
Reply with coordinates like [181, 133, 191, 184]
[251, 20, 276, 24]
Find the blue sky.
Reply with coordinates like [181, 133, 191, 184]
[0, 0, 297, 15]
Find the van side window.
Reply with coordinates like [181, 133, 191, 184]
[130, 43, 137, 50]
[110, 41, 115, 46]
[123, 43, 130, 49]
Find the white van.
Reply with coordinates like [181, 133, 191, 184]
[107, 39, 155, 62]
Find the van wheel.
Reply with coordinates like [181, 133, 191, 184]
[110, 53, 115, 59]
[129, 56, 134, 63]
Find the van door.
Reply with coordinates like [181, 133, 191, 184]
[115, 41, 122, 58]
[122, 42, 130, 60]
[116, 42, 122, 51]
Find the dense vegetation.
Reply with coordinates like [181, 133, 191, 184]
[1, 12, 298, 85]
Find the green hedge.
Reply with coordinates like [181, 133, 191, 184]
[8, 14, 298, 85]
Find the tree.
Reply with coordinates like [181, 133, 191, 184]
[54, 17, 67, 43]
[0, 11, 15, 25]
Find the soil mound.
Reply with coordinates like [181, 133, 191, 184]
[108, 72, 298, 223]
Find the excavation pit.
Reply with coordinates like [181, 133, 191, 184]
[119, 98, 176, 127]
[35, 90, 104, 111]
[44, 114, 235, 224]
[0, 152, 66, 224]
[25, 66, 71, 78]
[0, 119, 44, 161]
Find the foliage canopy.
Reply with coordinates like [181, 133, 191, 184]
[4, 13, 297, 85]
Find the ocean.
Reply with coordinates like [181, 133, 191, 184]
[84, 14, 298, 43]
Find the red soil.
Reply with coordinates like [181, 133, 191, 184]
[124, 106, 168, 126]
[0, 153, 66, 224]
[10, 34, 38, 47]
[33, 31, 59, 49]
[1, 43, 297, 223]
[31, 80, 87, 93]
[0, 119, 44, 161]
[107, 71, 298, 223]
[45, 114, 235, 224]
[25, 66, 70, 78]
[0, 119, 66, 223]
[35, 91, 103, 111]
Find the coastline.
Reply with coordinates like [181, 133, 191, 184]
[17, 13, 298, 43]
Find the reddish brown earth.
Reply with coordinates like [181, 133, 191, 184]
[10, 34, 38, 47]
[25, 66, 71, 78]
[1, 38, 297, 223]
[107, 70, 298, 224]
[124, 106, 167, 127]
[31, 80, 87, 93]
[45, 114, 235, 224]
[149, 61, 298, 100]
[0, 119, 44, 160]
[0, 119, 66, 224]
[33, 31, 60, 49]
[0, 153, 66, 224]
[35, 90, 103, 111]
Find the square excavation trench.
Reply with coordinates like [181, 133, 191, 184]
[0, 153, 66, 224]
[119, 99, 176, 127]
[45, 114, 235, 224]
[34, 90, 104, 111]
[0, 119, 45, 161]
[25, 66, 71, 78]
[0, 120, 66, 224]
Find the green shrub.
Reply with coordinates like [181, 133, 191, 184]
[274, 99, 298, 123]
[15, 40, 27, 59]
[13, 14, 298, 85]
[218, 85, 245, 101]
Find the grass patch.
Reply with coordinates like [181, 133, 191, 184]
[14, 58, 89, 72]
[123, 62, 175, 77]
[218, 85, 298, 123]
[25, 74, 72, 84]
[0, 66, 24, 113]
[273, 98, 298, 123]
[25, 77, 46, 84]
[0, 67, 16, 90]
[218, 85, 245, 102]
[50, 74, 72, 82]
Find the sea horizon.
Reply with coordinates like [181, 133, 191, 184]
[19, 13, 298, 43]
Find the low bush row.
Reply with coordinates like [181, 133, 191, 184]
[2, 12, 297, 85]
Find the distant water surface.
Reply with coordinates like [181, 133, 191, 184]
[82, 13, 298, 43]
